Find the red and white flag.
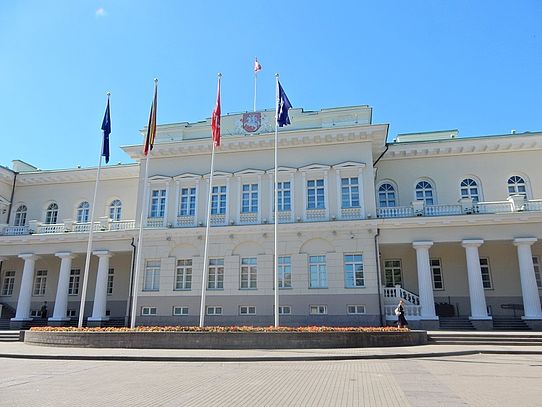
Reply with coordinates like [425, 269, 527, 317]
[254, 58, 262, 73]
[211, 78, 221, 147]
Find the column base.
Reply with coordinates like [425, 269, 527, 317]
[418, 319, 440, 330]
[469, 318, 493, 331]
[86, 317, 109, 328]
[521, 319, 542, 331]
[48, 318, 71, 327]
[10, 318, 32, 330]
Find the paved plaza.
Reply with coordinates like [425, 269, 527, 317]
[1, 341, 542, 406]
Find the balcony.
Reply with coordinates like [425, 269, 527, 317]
[377, 195, 540, 219]
[0, 219, 137, 236]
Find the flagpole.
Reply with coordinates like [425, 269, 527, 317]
[130, 154, 151, 328]
[78, 92, 110, 328]
[130, 78, 158, 329]
[199, 73, 221, 327]
[253, 71, 257, 112]
[274, 74, 280, 328]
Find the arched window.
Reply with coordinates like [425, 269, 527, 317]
[45, 203, 59, 224]
[415, 181, 434, 205]
[378, 183, 396, 207]
[76, 202, 90, 223]
[14, 204, 27, 226]
[508, 176, 527, 197]
[460, 178, 480, 202]
[109, 199, 122, 221]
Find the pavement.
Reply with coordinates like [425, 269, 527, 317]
[1, 330, 542, 362]
[2, 332, 542, 406]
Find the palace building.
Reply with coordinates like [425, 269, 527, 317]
[0, 105, 541, 330]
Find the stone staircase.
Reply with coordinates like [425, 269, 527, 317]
[428, 332, 542, 346]
[438, 317, 475, 331]
[0, 330, 21, 342]
[492, 317, 531, 331]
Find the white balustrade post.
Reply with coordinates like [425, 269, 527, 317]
[412, 241, 437, 319]
[513, 238, 542, 319]
[88, 250, 112, 322]
[13, 254, 39, 321]
[50, 252, 74, 322]
[461, 240, 491, 319]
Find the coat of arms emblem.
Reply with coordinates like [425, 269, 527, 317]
[242, 112, 262, 133]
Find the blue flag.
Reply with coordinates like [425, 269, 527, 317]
[277, 81, 292, 127]
[101, 98, 111, 163]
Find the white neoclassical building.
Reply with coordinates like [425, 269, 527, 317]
[0, 105, 541, 330]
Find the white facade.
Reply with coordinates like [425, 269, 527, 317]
[0, 105, 541, 330]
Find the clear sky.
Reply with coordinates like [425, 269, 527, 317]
[1, 1, 541, 170]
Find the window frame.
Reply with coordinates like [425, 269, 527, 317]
[45, 203, 59, 224]
[278, 256, 292, 289]
[533, 256, 541, 289]
[175, 259, 193, 291]
[141, 306, 157, 316]
[344, 253, 364, 288]
[309, 304, 328, 315]
[1, 270, 15, 296]
[143, 260, 161, 292]
[415, 179, 435, 206]
[240, 257, 257, 290]
[109, 199, 122, 221]
[76, 201, 90, 223]
[377, 182, 397, 208]
[206, 306, 223, 315]
[14, 204, 27, 227]
[340, 177, 360, 209]
[107, 268, 114, 295]
[309, 255, 327, 289]
[173, 306, 189, 316]
[239, 305, 256, 315]
[479, 257, 493, 290]
[383, 259, 402, 287]
[33, 270, 48, 296]
[347, 305, 366, 315]
[208, 258, 224, 290]
[430, 258, 444, 290]
[460, 178, 481, 202]
[68, 268, 81, 296]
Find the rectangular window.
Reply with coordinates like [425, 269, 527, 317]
[175, 259, 192, 290]
[479, 258, 493, 289]
[384, 259, 402, 287]
[240, 258, 257, 289]
[33, 270, 47, 296]
[211, 185, 227, 215]
[430, 259, 444, 290]
[278, 256, 292, 288]
[141, 306, 157, 316]
[344, 254, 364, 288]
[173, 306, 189, 316]
[277, 181, 291, 211]
[341, 177, 360, 208]
[1, 271, 15, 296]
[66, 309, 77, 317]
[533, 256, 541, 289]
[241, 183, 258, 213]
[107, 268, 114, 295]
[307, 179, 325, 209]
[206, 306, 223, 315]
[239, 305, 256, 315]
[310, 305, 327, 315]
[143, 260, 160, 291]
[279, 305, 291, 315]
[180, 187, 197, 216]
[347, 305, 366, 315]
[30, 310, 40, 318]
[68, 269, 80, 295]
[150, 189, 167, 218]
[309, 255, 327, 288]
[208, 258, 224, 290]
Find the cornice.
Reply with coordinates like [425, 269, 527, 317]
[16, 164, 140, 186]
[383, 132, 542, 160]
[122, 124, 389, 161]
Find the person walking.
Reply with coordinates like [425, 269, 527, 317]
[40, 301, 48, 319]
[396, 299, 408, 328]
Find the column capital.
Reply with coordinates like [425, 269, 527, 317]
[18, 253, 39, 261]
[412, 241, 433, 250]
[93, 250, 112, 258]
[55, 251, 75, 259]
[513, 237, 537, 247]
[462, 239, 484, 248]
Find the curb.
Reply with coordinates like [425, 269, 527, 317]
[1, 349, 542, 363]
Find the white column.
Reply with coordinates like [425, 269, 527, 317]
[412, 241, 437, 319]
[50, 252, 74, 321]
[88, 250, 112, 321]
[513, 238, 542, 319]
[461, 239, 490, 319]
[13, 253, 39, 321]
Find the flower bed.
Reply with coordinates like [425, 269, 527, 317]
[25, 325, 426, 349]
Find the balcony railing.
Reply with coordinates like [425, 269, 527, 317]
[36, 223, 65, 234]
[378, 196, 541, 218]
[239, 212, 258, 224]
[305, 208, 327, 222]
[145, 217, 164, 228]
[341, 207, 363, 220]
[176, 215, 196, 227]
[2, 225, 30, 236]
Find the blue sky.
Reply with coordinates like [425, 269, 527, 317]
[1, 1, 541, 170]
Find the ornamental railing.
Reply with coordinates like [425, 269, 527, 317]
[176, 215, 196, 227]
[145, 217, 164, 228]
[2, 225, 29, 236]
[305, 208, 327, 221]
[377, 206, 414, 218]
[383, 284, 420, 305]
[239, 212, 258, 224]
[341, 207, 363, 220]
